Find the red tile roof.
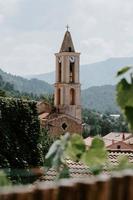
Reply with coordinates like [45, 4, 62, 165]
[39, 150, 133, 182]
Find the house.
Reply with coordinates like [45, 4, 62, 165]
[103, 132, 133, 150]
[84, 132, 133, 150]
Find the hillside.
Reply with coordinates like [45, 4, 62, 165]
[81, 85, 119, 113]
[25, 57, 133, 89]
[0, 69, 53, 95]
[0, 69, 119, 113]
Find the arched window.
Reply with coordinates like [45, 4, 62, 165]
[69, 47, 72, 52]
[70, 88, 75, 105]
[70, 62, 74, 82]
[58, 63, 62, 82]
[57, 88, 61, 105]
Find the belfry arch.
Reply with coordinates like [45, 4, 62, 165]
[58, 63, 62, 82]
[70, 88, 75, 105]
[70, 62, 75, 83]
[57, 88, 61, 105]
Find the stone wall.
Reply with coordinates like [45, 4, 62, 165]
[45, 115, 82, 136]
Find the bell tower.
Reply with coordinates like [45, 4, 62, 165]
[54, 29, 82, 121]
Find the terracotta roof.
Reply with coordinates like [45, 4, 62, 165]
[106, 140, 133, 150]
[40, 150, 133, 182]
[103, 132, 132, 142]
[60, 31, 75, 53]
[84, 135, 133, 149]
[48, 113, 82, 125]
[125, 136, 133, 145]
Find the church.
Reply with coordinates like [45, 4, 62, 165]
[38, 29, 82, 135]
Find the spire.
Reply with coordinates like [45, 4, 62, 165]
[60, 30, 75, 53]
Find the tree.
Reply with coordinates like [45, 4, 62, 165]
[40, 128, 55, 160]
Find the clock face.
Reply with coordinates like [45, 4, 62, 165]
[58, 57, 62, 63]
[69, 56, 75, 63]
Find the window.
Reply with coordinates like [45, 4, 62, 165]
[57, 88, 61, 105]
[59, 63, 62, 82]
[117, 145, 121, 149]
[62, 123, 68, 130]
[70, 88, 75, 105]
[70, 62, 74, 82]
[69, 47, 72, 52]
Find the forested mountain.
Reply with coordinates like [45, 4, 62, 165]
[26, 57, 133, 89]
[0, 69, 53, 95]
[0, 68, 119, 113]
[81, 85, 119, 113]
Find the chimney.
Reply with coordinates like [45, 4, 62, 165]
[122, 133, 125, 141]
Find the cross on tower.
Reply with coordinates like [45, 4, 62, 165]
[66, 24, 70, 31]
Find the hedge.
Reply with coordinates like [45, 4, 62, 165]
[0, 97, 42, 170]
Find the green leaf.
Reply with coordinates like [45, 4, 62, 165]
[81, 137, 108, 175]
[125, 106, 133, 132]
[90, 136, 105, 149]
[45, 140, 61, 159]
[81, 148, 108, 167]
[116, 79, 133, 109]
[111, 155, 133, 171]
[65, 134, 86, 161]
[0, 171, 11, 186]
[44, 133, 71, 170]
[117, 66, 131, 77]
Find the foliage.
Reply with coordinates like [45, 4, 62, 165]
[40, 94, 54, 107]
[0, 89, 6, 97]
[40, 128, 55, 160]
[0, 171, 11, 186]
[82, 109, 128, 138]
[45, 133, 107, 178]
[81, 137, 108, 175]
[0, 68, 53, 96]
[45, 133, 133, 180]
[0, 97, 42, 183]
[116, 66, 133, 132]
[65, 134, 86, 162]
[109, 155, 133, 171]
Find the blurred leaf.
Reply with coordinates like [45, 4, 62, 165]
[91, 136, 105, 149]
[116, 72, 133, 132]
[81, 137, 108, 175]
[111, 155, 133, 171]
[65, 134, 86, 161]
[117, 66, 131, 77]
[44, 133, 71, 171]
[116, 79, 133, 109]
[45, 140, 61, 159]
[125, 106, 133, 132]
[0, 170, 11, 186]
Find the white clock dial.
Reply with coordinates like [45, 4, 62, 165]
[69, 56, 75, 63]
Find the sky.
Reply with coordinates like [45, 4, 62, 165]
[0, 0, 133, 75]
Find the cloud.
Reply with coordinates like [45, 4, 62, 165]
[0, 0, 133, 75]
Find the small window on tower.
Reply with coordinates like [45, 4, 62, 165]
[69, 47, 72, 52]
[59, 63, 62, 82]
[62, 123, 68, 130]
[57, 88, 61, 105]
[70, 88, 75, 105]
[70, 62, 74, 82]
